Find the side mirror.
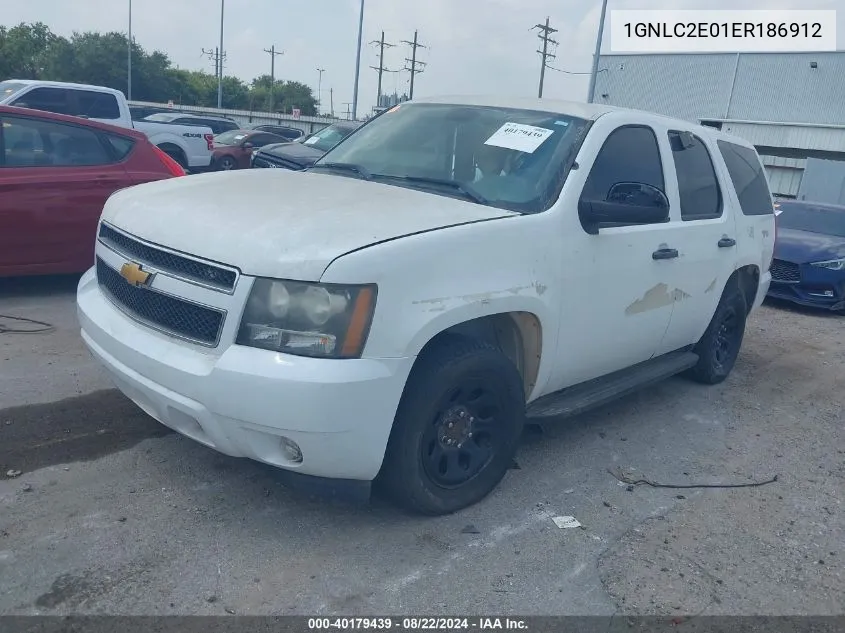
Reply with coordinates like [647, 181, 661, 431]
[579, 182, 670, 235]
[242, 141, 254, 149]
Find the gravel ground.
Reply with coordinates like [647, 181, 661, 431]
[0, 275, 842, 615]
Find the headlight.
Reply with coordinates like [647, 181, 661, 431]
[811, 258, 845, 271]
[236, 278, 377, 358]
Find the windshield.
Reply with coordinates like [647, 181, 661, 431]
[301, 124, 356, 152]
[776, 202, 845, 238]
[314, 103, 590, 213]
[0, 81, 26, 102]
[215, 130, 248, 145]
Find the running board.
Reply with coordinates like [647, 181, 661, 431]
[526, 350, 699, 420]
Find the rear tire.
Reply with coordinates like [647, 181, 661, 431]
[686, 286, 748, 385]
[378, 336, 525, 515]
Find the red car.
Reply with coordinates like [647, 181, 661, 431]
[211, 129, 287, 170]
[0, 105, 184, 277]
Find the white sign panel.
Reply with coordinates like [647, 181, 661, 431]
[484, 122, 554, 153]
[609, 10, 837, 53]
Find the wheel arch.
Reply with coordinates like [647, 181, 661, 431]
[156, 142, 188, 168]
[410, 310, 544, 401]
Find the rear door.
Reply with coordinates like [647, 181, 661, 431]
[654, 127, 740, 354]
[0, 114, 130, 274]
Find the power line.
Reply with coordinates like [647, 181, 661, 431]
[401, 30, 426, 100]
[533, 17, 558, 98]
[263, 45, 284, 112]
[370, 31, 396, 107]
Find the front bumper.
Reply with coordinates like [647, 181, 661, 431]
[77, 268, 415, 482]
[766, 265, 845, 311]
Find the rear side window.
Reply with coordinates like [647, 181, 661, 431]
[105, 134, 136, 160]
[76, 90, 121, 120]
[717, 140, 773, 216]
[581, 125, 665, 202]
[1, 116, 111, 167]
[668, 131, 722, 221]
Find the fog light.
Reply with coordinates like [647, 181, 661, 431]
[280, 437, 303, 463]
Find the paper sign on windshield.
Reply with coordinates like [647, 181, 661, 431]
[484, 122, 553, 153]
[305, 137, 319, 145]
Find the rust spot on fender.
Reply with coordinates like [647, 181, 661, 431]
[625, 283, 690, 316]
[705, 278, 717, 294]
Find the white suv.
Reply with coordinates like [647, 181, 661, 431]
[77, 96, 776, 515]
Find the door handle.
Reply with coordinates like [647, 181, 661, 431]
[718, 237, 736, 248]
[652, 248, 679, 260]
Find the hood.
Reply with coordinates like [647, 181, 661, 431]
[258, 141, 324, 166]
[774, 227, 845, 264]
[101, 169, 517, 281]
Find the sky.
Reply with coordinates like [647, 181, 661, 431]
[3, 0, 844, 117]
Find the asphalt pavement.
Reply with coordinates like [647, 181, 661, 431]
[0, 275, 842, 615]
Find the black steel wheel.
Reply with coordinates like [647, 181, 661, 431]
[687, 285, 748, 385]
[378, 335, 525, 515]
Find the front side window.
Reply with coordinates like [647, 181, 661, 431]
[668, 131, 722, 221]
[1, 116, 110, 167]
[717, 140, 773, 216]
[315, 103, 590, 214]
[581, 125, 665, 202]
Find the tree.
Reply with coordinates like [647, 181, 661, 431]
[0, 22, 67, 80]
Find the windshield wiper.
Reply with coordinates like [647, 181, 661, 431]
[372, 175, 488, 205]
[310, 162, 372, 180]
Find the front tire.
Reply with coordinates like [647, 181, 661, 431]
[378, 336, 525, 515]
[218, 156, 236, 171]
[687, 286, 748, 384]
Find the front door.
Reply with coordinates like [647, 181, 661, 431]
[549, 120, 681, 392]
[0, 114, 127, 274]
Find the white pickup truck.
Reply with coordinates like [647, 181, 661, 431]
[0, 80, 213, 171]
[77, 96, 776, 515]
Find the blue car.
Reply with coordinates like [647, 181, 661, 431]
[767, 200, 845, 312]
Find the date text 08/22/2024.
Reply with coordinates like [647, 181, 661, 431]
[307, 617, 528, 630]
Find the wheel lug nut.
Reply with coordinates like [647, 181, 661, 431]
[448, 422, 454, 428]
[467, 432, 473, 438]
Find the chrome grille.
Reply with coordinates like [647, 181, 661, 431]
[770, 259, 801, 283]
[96, 258, 225, 347]
[98, 224, 237, 292]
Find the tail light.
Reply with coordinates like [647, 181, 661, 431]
[152, 145, 186, 177]
[204, 133, 214, 150]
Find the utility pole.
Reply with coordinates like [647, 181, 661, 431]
[401, 30, 427, 99]
[370, 31, 395, 108]
[533, 17, 558, 98]
[316, 68, 325, 114]
[352, 0, 365, 120]
[343, 103, 352, 120]
[587, 0, 610, 103]
[202, 47, 225, 77]
[330, 87, 334, 118]
[263, 45, 284, 112]
[217, 0, 225, 108]
[127, 0, 132, 100]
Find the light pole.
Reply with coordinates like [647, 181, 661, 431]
[317, 68, 325, 114]
[352, 0, 365, 120]
[587, 0, 609, 103]
[127, 0, 132, 100]
[217, 0, 225, 108]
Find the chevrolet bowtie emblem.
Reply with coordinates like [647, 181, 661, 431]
[120, 261, 152, 286]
